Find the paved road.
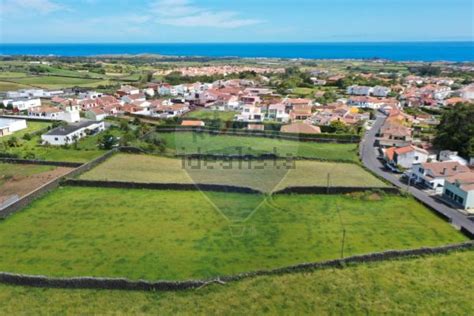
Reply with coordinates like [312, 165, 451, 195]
[360, 113, 474, 238]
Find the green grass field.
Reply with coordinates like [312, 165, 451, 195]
[184, 109, 238, 121]
[0, 250, 472, 314]
[0, 81, 32, 92]
[9, 76, 110, 89]
[157, 132, 359, 162]
[80, 154, 386, 191]
[0, 187, 465, 281]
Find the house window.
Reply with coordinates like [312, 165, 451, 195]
[54, 137, 58, 141]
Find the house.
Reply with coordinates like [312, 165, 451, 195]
[347, 96, 386, 109]
[442, 172, 474, 210]
[281, 122, 321, 134]
[235, 105, 264, 122]
[121, 93, 146, 104]
[347, 85, 372, 96]
[290, 104, 312, 121]
[377, 123, 412, 148]
[438, 150, 468, 166]
[267, 103, 289, 122]
[0, 118, 27, 137]
[6, 98, 42, 111]
[85, 108, 108, 121]
[410, 161, 470, 194]
[384, 146, 429, 169]
[78, 91, 103, 100]
[28, 106, 64, 120]
[372, 86, 391, 97]
[41, 121, 105, 146]
[181, 120, 205, 127]
[117, 85, 140, 96]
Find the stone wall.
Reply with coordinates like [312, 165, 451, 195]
[0, 158, 82, 168]
[0, 241, 471, 292]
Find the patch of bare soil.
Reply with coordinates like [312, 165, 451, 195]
[0, 167, 73, 202]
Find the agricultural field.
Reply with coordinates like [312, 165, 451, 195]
[0, 187, 466, 281]
[0, 163, 72, 203]
[184, 109, 239, 121]
[156, 132, 360, 162]
[0, 250, 472, 314]
[0, 81, 32, 92]
[80, 154, 387, 191]
[8, 76, 111, 90]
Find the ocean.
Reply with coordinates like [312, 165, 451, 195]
[1, 42, 473, 62]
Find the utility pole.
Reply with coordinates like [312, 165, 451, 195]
[341, 228, 346, 259]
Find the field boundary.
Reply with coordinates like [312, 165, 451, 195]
[62, 179, 262, 194]
[0, 241, 471, 292]
[62, 179, 397, 195]
[0, 158, 82, 168]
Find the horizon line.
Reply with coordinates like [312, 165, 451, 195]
[2, 40, 474, 45]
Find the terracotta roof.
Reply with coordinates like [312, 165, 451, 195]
[281, 122, 321, 134]
[181, 120, 204, 127]
[421, 161, 470, 178]
[446, 172, 474, 191]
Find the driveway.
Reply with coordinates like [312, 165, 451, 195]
[360, 113, 474, 237]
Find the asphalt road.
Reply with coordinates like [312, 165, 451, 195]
[360, 113, 474, 237]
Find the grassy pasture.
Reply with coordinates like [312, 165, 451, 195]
[80, 154, 387, 191]
[0, 187, 466, 281]
[156, 132, 360, 162]
[184, 109, 239, 121]
[9, 76, 110, 89]
[0, 250, 472, 314]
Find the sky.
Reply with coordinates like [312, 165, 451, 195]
[0, 0, 473, 43]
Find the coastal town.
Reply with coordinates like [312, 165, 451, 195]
[0, 56, 473, 314]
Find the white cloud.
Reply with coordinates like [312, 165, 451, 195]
[1, 0, 65, 14]
[151, 0, 263, 28]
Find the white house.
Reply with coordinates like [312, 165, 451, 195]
[78, 91, 103, 100]
[267, 103, 290, 123]
[385, 146, 429, 169]
[0, 118, 27, 137]
[41, 121, 105, 146]
[372, 86, 391, 97]
[460, 84, 474, 100]
[438, 150, 468, 166]
[442, 172, 474, 210]
[235, 104, 265, 122]
[347, 85, 372, 96]
[410, 161, 471, 194]
[27, 106, 80, 123]
[6, 98, 42, 111]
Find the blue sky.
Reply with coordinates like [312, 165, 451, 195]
[0, 0, 473, 43]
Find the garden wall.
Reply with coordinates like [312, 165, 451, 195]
[0, 241, 471, 292]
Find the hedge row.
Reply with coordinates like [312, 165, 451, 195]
[154, 126, 360, 143]
[0, 241, 471, 292]
[0, 158, 83, 168]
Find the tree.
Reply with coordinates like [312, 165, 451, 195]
[330, 120, 350, 134]
[433, 103, 474, 158]
[98, 133, 118, 150]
